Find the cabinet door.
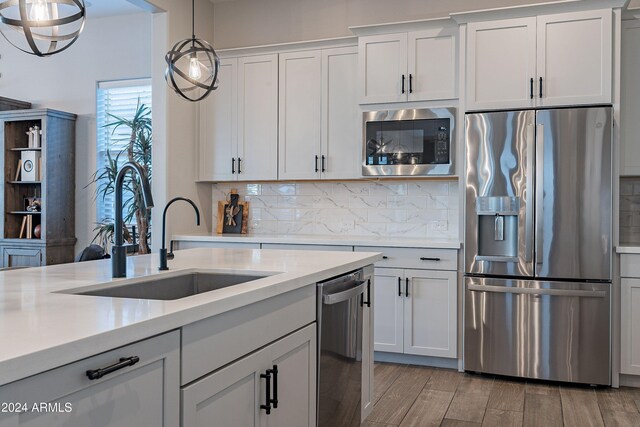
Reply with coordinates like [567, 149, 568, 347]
[278, 50, 322, 180]
[537, 9, 612, 107]
[0, 331, 180, 427]
[261, 324, 316, 427]
[373, 268, 404, 353]
[404, 269, 457, 358]
[198, 58, 237, 181]
[621, 278, 640, 375]
[238, 54, 279, 181]
[467, 18, 537, 110]
[621, 20, 640, 176]
[182, 342, 262, 427]
[321, 46, 360, 180]
[182, 325, 316, 427]
[2, 246, 42, 267]
[358, 33, 408, 104]
[408, 28, 457, 101]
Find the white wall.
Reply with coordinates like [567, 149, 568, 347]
[0, 12, 153, 254]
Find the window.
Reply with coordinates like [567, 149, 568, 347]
[95, 79, 152, 224]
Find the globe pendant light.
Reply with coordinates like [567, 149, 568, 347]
[0, 0, 86, 57]
[165, 0, 220, 102]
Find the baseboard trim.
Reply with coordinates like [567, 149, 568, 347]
[620, 374, 640, 388]
[374, 351, 459, 369]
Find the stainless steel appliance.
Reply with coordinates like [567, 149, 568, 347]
[362, 107, 455, 176]
[317, 268, 372, 427]
[464, 106, 612, 385]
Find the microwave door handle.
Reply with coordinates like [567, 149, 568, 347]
[535, 123, 544, 268]
[524, 123, 535, 263]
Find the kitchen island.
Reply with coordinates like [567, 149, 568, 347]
[0, 247, 380, 426]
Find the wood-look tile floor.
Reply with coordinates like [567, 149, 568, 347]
[363, 363, 640, 427]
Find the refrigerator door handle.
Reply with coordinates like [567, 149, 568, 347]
[467, 283, 607, 298]
[535, 123, 544, 267]
[524, 124, 535, 263]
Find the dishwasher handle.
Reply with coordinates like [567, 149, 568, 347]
[322, 280, 367, 305]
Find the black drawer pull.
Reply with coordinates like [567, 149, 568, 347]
[420, 257, 441, 262]
[271, 365, 279, 408]
[405, 277, 409, 297]
[86, 356, 139, 380]
[398, 277, 402, 296]
[382, 256, 388, 259]
[260, 370, 272, 414]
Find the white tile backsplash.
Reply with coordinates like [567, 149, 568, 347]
[212, 180, 460, 240]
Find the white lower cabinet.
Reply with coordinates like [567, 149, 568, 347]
[0, 331, 180, 426]
[372, 265, 457, 358]
[181, 324, 316, 427]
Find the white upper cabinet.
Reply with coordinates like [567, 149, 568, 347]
[321, 46, 360, 180]
[467, 18, 537, 110]
[198, 54, 278, 182]
[536, 9, 612, 106]
[198, 58, 237, 182]
[621, 20, 640, 176]
[359, 30, 457, 104]
[359, 33, 408, 104]
[408, 28, 458, 101]
[237, 54, 279, 181]
[279, 46, 360, 180]
[466, 9, 612, 111]
[278, 51, 322, 180]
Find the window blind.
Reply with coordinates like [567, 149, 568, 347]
[96, 79, 152, 224]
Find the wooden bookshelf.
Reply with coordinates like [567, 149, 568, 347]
[0, 109, 76, 267]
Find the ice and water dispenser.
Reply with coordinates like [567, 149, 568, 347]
[475, 196, 520, 262]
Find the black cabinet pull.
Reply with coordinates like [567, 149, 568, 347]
[539, 77, 543, 98]
[530, 78, 534, 99]
[405, 277, 409, 297]
[271, 365, 279, 408]
[420, 257, 441, 262]
[401, 74, 406, 94]
[321, 155, 326, 172]
[315, 155, 319, 173]
[231, 158, 235, 174]
[398, 277, 402, 296]
[382, 255, 388, 259]
[260, 370, 272, 414]
[237, 157, 242, 174]
[86, 356, 139, 381]
[409, 74, 413, 93]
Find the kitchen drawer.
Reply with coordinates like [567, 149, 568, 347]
[621, 254, 640, 278]
[176, 241, 260, 250]
[354, 246, 457, 271]
[181, 285, 315, 385]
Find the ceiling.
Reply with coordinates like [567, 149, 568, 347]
[85, 0, 147, 18]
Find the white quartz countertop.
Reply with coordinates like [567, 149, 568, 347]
[617, 246, 640, 254]
[172, 233, 462, 249]
[0, 247, 381, 387]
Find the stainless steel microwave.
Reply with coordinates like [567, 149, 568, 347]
[362, 108, 455, 176]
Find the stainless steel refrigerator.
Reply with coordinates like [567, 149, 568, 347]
[464, 106, 612, 385]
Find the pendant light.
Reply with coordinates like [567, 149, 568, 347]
[0, 0, 86, 57]
[165, 0, 220, 102]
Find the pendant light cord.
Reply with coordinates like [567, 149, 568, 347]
[192, 0, 196, 41]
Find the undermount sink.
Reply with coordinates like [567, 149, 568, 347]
[70, 272, 269, 301]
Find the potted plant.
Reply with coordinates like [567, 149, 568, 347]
[89, 101, 152, 254]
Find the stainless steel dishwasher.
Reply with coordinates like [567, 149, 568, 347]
[317, 268, 371, 427]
